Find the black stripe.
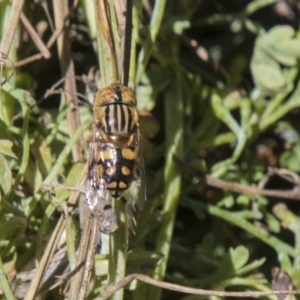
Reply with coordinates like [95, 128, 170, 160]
[116, 148, 123, 163]
[114, 85, 122, 102]
[120, 105, 126, 132]
[105, 106, 111, 132]
[127, 107, 132, 133]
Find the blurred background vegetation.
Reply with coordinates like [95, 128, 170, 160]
[1, 0, 300, 299]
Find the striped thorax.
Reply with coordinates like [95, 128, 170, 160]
[93, 83, 139, 146]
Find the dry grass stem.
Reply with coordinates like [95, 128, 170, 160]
[20, 12, 51, 59]
[174, 156, 300, 201]
[53, 0, 83, 162]
[95, 273, 300, 300]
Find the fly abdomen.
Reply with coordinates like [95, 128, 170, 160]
[98, 146, 138, 198]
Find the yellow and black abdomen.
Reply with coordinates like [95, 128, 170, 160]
[97, 145, 138, 198]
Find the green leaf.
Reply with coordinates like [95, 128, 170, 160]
[264, 25, 295, 43]
[0, 140, 17, 159]
[269, 40, 300, 66]
[24, 157, 43, 194]
[265, 212, 281, 233]
[262, 25, 300, 66]
[278, 252, 293, 276]
[279, 144, 300, 172]
[229, 246, 249, 271]
[172, 19, 190, 34]
[253, 64, 285, 91]
[66, 216, 78, 271]
[217, 195, 234, 208]
[0, 217, 27, 240]
[236, 194, 251, 206]
[273, 203, 300, 233]
[250, 26, 300, 92]
[56, 162, 85, 202]
[256, 196, 268, 206]
[237, 258, 266, 276]
[0, 153, 12, 195]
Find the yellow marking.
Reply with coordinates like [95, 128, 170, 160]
[122, 148, 136, 160]
[102, 149, 112, 160]
[120, 85, 137, 105]
[108, 182, 117, 189]
[106, 166, 116, 175]
[94, 108, 104, 123]
[131, 110, 139, 124]
[87, 134, 93, 142]
[121, 166, 131, 176]
[98, 164, 104, 175]
[95, 86, 115, 105]
[119, 182, 127, 189]
[100, 131, 110, 143]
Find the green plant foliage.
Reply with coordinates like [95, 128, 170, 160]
[251, 26, 300, 93]
[0, 152, 12, 195]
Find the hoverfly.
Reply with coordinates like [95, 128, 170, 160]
[86, 83, 146, 213]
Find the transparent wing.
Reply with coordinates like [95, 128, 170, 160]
[86, 141, 118, 233]
[137, 143, 147, 208]
[86, 141, 107, 209]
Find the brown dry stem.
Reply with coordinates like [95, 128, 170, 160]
[53, 0, 84, 162]
[94, 273, 300, 300]
[174, 156, 300, 201]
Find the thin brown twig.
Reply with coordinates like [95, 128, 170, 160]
[13, 26, 63, 68]
[77, 216, 101, 300]
[53, 0, 84, 162]
[42, 88, 87, 105]
[94, 273, 300, 300]
[20, 11, 51, 59]
[14, 52, 47, 68]
[13, 0, 79, 68]
[23, 216, 66, 300]
[32, 75, 92, 108]
[173, 156, 300, 201]
[40, 0, 55, 31]
[45, 261, 86, 292]
[68, 212, 92, 299]
[11, 88, 86, 124]
[142, 0, 152, 16]
[267, 167, 300, 185]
